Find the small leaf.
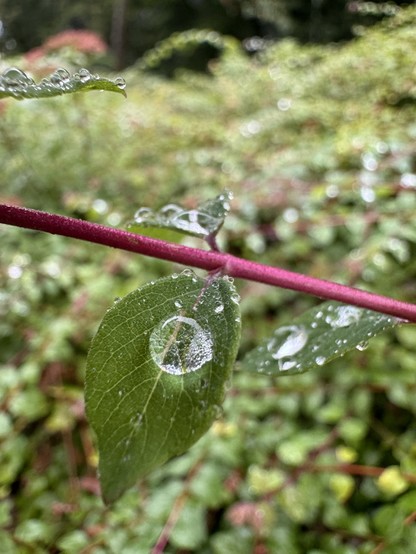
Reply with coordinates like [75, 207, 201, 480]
[127, 191, 233, 243]
[85, 271, 240, 503]
[0, 67, 126, 100]
[242, 301, 402, 376]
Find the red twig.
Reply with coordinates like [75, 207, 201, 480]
[1, 203, 416, 321]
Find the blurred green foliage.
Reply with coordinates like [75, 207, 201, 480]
[1, 7, 416, 552]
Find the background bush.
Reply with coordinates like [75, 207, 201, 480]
[1, 7, 416, 552]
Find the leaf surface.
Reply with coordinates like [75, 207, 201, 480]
[242, 301, 402, 377]
[85, 272, 240, 503]
[128, 191, 232, 242]
[0, 67, 126, 100]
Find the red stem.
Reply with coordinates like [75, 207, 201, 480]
[1, 203, 416, 322]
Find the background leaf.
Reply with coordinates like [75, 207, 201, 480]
[242, 301, 403, 376]
[0, 67, 126, 100]
[127, 191, 233, 242]
[85, 271, 241, 503]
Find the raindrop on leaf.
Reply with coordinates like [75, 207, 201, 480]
[114, 77, 126, 90]
[149, 315, 213, 375]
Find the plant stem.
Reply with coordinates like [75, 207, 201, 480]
[1, 203, 416, 322]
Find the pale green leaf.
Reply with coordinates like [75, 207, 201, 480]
[85, 271, 241, 503]
[0, 67, 126, 100]
[242, 301, 402, 377]
[127, 191, 233, 244]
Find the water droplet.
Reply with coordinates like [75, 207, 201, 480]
[160, 203, 182, 218]
[280, 359, 297, 371]
[149, 315, 213, 375]
[130, 412, 143, 428]
[315, 356, 326, 366]
[134, 207, 153, 222]
[231, 292, 240, 305]
[174, 300, 183, 308]
[267, 325, 308, 372]
[113, 296, 121, 304]
[268, 326, 308, 360]
[56, 68, 70, 81]
[356, 341, 369, 351]
[325, 306, 361, 328]
[1, 67, 34, 86]
[50, 71, 64, 87]
[171, 209, 209, 236]
[214, 305, 224, 314]
[114, 76, 126, 90]
[180, 269, 194, 277]
[75, 68, 92, 83]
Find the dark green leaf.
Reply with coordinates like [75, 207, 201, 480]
[0, 67, 126, 100]
[242, 301, 402, 376]
[127, 191, 233, 243]
[85, 271, 241, 503]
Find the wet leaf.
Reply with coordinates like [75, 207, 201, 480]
[85, 271, 241, 503]
[242, 301, 403, 376]
[127, 191, 233, 243]
[0, 67, 126, 100]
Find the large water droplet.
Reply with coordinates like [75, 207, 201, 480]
[149, 315, 213, 375]
[325, 305, 361, 328]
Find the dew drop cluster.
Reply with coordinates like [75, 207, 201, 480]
[245, 301, 399, 377]
[130, 191, 233, 239]
[0, 66, 126, 100]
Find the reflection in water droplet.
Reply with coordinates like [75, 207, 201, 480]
[171, 209, 210, 236]
[325, 306, 361, 328]
[315, 356, 326, 366]
[150, 315, 213, 375]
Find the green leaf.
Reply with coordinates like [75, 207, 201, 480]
[242, 301, 402, 377]
[0, 67, 126, 100]
[85, 271, 241, 503]
[127, 191, 233, 244]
